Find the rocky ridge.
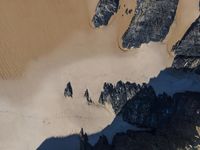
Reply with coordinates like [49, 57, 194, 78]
[122, 0, 179, 48]
[172, 15, 200, 73]
[92, 0, 119, 28]
[99, 81, 142, 114]
[81, 84, 200, 150]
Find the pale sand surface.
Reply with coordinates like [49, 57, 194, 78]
[0, 0, 199, 150]
[164, 0, 200, 53]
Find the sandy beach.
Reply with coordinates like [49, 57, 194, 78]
[0, 0, 199, 149]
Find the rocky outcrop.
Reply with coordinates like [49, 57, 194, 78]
[122, 0, 179, 49]
[80, 128, 93, 150]
[64, 82, 73, 97]
[99, 80, 200, 129]
[92, 0, 119, 28]
[172, 16, 200, 73]
[84, 89, 93, 104]
[99, 81, 142, 114]
[121, 88, 174, 128]
[122, 91, 200, 128]
[99, 79, 200, 129]
[81, 91, 200, 150]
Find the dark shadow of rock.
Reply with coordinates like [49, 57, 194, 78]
[36, 116, 140, 150]
[149, 68, 200, 95]
[37, 134, 80, 150]
[37, 68, 200, 150]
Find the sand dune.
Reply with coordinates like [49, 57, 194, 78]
[0, 0, 199, 150]
[0, 0, 90, 79]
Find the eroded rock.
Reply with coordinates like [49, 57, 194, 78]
[99, 81, 141, 114]
[64, 82, 73, 97]
[122, 0, 179, 49]
[121, 87, 175, 128]
[80, 128, 93, 150]
[92, 0, 119, 28]
[172, 16, 200, 73]
[82, 91, 200, 150]
[84, 89, 93, 104]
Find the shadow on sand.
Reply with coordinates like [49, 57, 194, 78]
[37, 68, 200, 150]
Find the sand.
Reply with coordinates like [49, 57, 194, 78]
[0, 0, 199, 150]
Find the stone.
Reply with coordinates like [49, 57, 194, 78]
[128, 9, 133, 14]
[121, 86, 175, 128]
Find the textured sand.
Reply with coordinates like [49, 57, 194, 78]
[0, 0, 199, 150]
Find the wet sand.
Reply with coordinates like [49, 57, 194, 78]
[0, 0, 199, 149]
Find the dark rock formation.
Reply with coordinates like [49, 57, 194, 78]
[80, 128, 93, 150]
[99, 79, 200, 128]
[99, 81, 142, 114]
[128, 9, 133, 14]
[99, 81, 177, 128]
[84, 89, 93, 104]
[122, 0, 179, 49]
[173, 92, 200, 125]
[172, 16, 200, 73]
[172, 56, 200, 73]
[121, 88, 175, 128]
[64, 82, 73, 97]
[121, 91, 200, 129]
[92, 0, 119, 28]
[125, 8, 128, 15]
[80, 133, 111, 150]
[81, 91, 200, 150]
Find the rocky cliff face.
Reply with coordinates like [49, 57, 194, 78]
[99, 81, 142, 114]
[92, 0, 119, 28]
[81, 89, 200, 150]
[121, 87, 175, 128]
[99, 81, 200, 129]
[172, 16, 200, 73]
[122, 0, 179, 49]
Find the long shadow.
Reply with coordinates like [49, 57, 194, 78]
[37, 134, 80, 150]
[149, 68, 200, 95]
[37, 68, 200, 150]
[37, 116, 139, 150]
[37, 102, 200, 150]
